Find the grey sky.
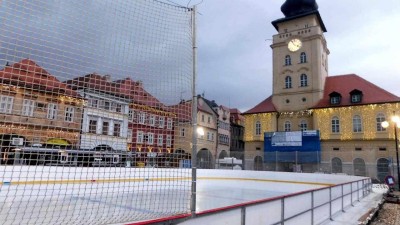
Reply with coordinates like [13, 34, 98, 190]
[171, 0, 400, 112]
[1, 0, 399, 111]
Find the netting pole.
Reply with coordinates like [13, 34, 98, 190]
[190, 5, 198, 217]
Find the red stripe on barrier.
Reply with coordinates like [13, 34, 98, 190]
[124, 213, 191, 225]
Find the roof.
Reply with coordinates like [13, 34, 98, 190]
[0, 59, 79, 98]
[242, 96, 277, 115]
[168, 100, 192, 122]
[272, 10, 326, 32]
[313, 74, 400, 108]
[64, 73, 127, 98]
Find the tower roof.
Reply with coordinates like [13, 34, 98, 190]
[272, 0, 326, 32]
[281, 0, 318, 18]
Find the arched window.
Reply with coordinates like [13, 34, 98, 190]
[300, 74, 308, 87]
[377, 158, 390, 182]
[255, 121, 261, 135]
[376, 113, 386, 132]
[285, 55, 291, 66]
[353, 158, 366, 176]
[285, 76, 292, 89]
[331, 116, 340, 133]
[353, 115, 362, 132]
[332, 157, 343, 173]
[299, 120, 307, 131]
[300, 52, 307, 63]
[284, 121, 291, 132]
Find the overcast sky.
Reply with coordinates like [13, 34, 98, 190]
[169, 0, 400, 112]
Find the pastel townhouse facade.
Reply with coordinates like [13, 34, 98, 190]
[243, 0, 400, 181]
[65, 74, 130, 152]
[0, 59, 83, 164]
[116, 78, 175, 167]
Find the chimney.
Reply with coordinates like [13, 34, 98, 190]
[104, 74, 111, 82]
[136, 80, 143, 87]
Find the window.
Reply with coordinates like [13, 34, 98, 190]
[207, 116, 211, 124]
[207, 132, 211, 141]
[300, 74, 308, 87]
[147, 133, 154, 144]
[285, 55, 291, 66]
[284, 121, 291, 132]
[180, 128, 185, 137]
[211, 133, 214, 141]
[351, 94, 362, 103]
[89, 98, 98, 108]
[22, 99, 35, 116]
[350, 89, 363, 103]
[102, 121, 109, 135]
[128, 109, 134, 121]
[379, 147, 387, 151]
[300, 52, 307, 63]
[127, 129, 133, 142]
[47, 103, 58, 120]
[137, 131, 144, 144]
[64, 106, 74, 122]
[376, 113, 386, 132]
[255, 121, 261, 135]
[158, 117, 165, 128]
[149, 115, 156, 126]
[329, 92, 342, 105]
[333, 147, 340, 151]
[138, 112, 146, 124]
[89, 119, 97, 134]
[201, 115, 205, 122]
[167, 118, 173, 129]
[157, 134, 163, 146]
[299, 120, 307, 131]
[285, 76, 292, 89]
[166, 135, 172, 147]
[104, 101, 111, 110]
[331, 116, 340, 133]
[355, 147, 362, 151]
[113, 123, 121, 136]
[353, 115, 362, 132]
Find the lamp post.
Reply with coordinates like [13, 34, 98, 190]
[381, 115, 400, 190]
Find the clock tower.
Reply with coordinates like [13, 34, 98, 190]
[271, 0, 329, 112]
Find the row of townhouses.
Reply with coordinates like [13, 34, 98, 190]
[0, 59, 245, 168]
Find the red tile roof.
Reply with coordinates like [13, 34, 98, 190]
[243, 96, 277, 114]
[168, 100, 192, 122]
[0, 59, 79, 98]
[313, 74, 400, 108]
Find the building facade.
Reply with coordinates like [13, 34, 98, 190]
[243, 0, 400, 180]
[230, 108, 245, 161]
[0, 59, 83, 164]
[65, 74, 130, 152]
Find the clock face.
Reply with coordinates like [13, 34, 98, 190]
[288, 38, 302, 52]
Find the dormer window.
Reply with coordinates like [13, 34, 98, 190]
[350, 89, 363, 103]
[329, 92, 341, 105]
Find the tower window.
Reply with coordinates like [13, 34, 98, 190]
[285, 76, 292, 89]
[299, 120, 307, 131]
[284, 121, 291, 132]
[300, 52, 307, 63]
[285, 55, 291, 66]
[300, 74, 308, 87]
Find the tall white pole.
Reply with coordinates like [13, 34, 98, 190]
[190, 5, 198, 217]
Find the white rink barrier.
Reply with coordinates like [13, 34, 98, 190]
[127, 169, 372, 225]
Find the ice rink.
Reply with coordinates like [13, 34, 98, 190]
[0, 166, 374, 225]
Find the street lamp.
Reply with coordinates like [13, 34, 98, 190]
[381, 115, 400, 190]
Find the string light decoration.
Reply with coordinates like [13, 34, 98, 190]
[243, 113, 277, 141]
[314, 103, 400, 140]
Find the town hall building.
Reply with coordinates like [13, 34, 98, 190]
[243, 0, 400, 181]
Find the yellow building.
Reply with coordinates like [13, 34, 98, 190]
[243, 0, 400, 181]
[0, 59, 83, 164]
